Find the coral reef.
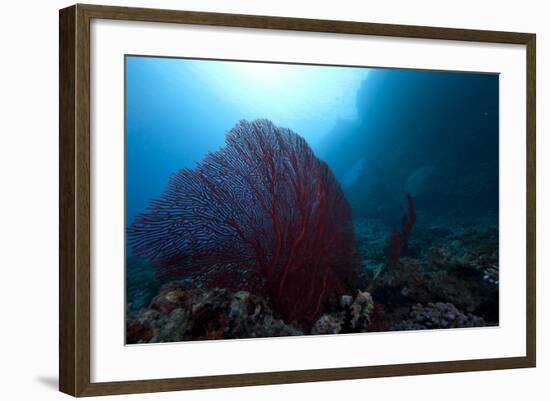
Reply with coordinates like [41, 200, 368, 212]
[425, 226, 499, 286]
[354, 219, 499, 328]
[128, 119, 360, 326]
[311, 290, 374, 335]
[367, 303, 390, 332]
[310, 314, 342, 335]
[372, 256, 494, 316]
[127, 282, 377, 342]
[392, 302, 486, 330]
[126, 282, 302, 343]
[126, 220, 499, 342]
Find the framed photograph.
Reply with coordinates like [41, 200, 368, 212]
[59, 4, 536, 397]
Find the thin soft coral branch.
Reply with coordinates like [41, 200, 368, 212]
[388, 193, 416, 266]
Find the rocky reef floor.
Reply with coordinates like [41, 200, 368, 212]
[126, 219, 499, 344]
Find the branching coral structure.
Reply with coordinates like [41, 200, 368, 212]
[128, 119, 360, 326]
[388, 193, 416, 266]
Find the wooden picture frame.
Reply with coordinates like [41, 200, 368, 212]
[59, 3, 536, 397]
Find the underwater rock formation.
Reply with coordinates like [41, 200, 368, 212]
[372, 255, 497, 321]
[362, 223, 498, 326]
[126, 282, 377, 342]
[318, 70, 499, 224]
[128, 119, 359, 326]
[392, 302, 486, 330]
[388, 193, 416, 266]
[425, 226, 499, 286]
[126, 282, 302, 343]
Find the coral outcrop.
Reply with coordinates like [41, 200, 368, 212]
[425, 226, 499, 286]
[126, 281, 379, 343]
[126, 282, 302, 343]
[392, 302, 486, 330]
[311, 290, 374, 335]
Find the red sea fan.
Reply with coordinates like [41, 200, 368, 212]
[388, 193, 416, 266]
[128, 119, 360, 326]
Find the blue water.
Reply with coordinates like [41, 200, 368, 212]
[125, 55, 499, 255]
[126, 56, 369, 229]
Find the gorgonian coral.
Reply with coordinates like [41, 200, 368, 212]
[388, 193, 416, 266]
[128, 119, 359, 326]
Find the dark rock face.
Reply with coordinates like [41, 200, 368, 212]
[126, 282, 302, 344]
[318, 70, 498, 225]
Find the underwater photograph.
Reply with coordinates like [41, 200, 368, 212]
[125, 55, 499, 344]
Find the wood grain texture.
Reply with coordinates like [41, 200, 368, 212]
[59, 4, 92, 396]
[59, 5, 76, 396]
[525, 34, 536, 367]
[78, 3, 533, 43]
[59, 3, 537, 397]
[78, 356, 533, 396]
[75, 4, 92, 396]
